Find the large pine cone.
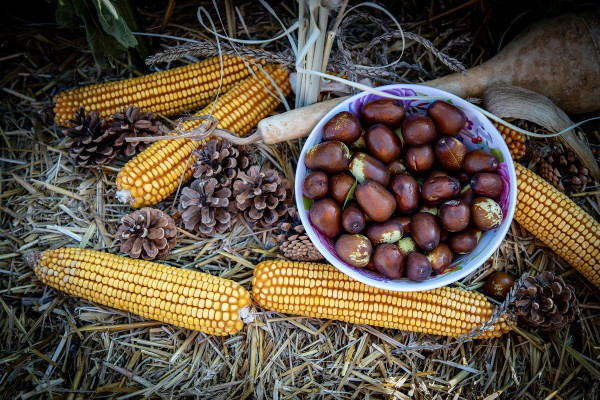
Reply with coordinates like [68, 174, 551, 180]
[110, 106, 162, 157]
[233, 166, 290, 228]
[514, 271, 579, 331]
[178, 178, 233, 237]
[277, 208, 323, 261]
[116, 208, 177, 260]
[193, 139, 254, 188]
[538, 147, 593, 194]
[63, 107, 120, 167]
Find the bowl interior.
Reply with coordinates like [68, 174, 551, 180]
[295, 84, 517, 291]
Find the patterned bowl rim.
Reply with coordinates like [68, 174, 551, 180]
[295, 83, 517, 291]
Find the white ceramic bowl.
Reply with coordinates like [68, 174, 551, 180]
[295, 84, 517, 291]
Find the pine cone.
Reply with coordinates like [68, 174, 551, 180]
[538, 147, 593, 194]
[178, 178, 233, 236]
[116, 208, 177, 260]
[233, 166, 291, 228]
[63, 107, 120, 167]
[109, 106, 162, 157]
[277, 208, 323, 261]
[514, 271, 579, 331]
[193, 139, 255, 187]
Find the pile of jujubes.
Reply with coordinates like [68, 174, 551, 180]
[303, 98, 504, 282]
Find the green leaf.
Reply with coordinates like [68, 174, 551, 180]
[302, 195, 314, 211]
[342, 181, 358, 210]
[58, 0, 138, 69]
[92, 0, 137, 48]
[490, 148, 504, 163]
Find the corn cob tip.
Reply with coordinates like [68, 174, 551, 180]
[115, 189, 134, 207]
[23, 251, 42, 269]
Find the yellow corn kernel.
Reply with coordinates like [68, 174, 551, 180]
[252, 260, 511, 338]
[35, 248, 251, 335]
[514, 163, 600, 289]
[116, 65, 291, 208]
[53, 55, 261, 126]
[493, 121, 526, 160]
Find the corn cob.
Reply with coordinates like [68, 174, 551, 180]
[493, 121, 526, 160]
[252, 260, 511, 338]
[116, 65, 291, 208]
[514, 163, 600, 288]
[34, 248, 251, 335]
[53, 55, 261, 126]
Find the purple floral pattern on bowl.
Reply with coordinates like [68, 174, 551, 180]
[296, 84, 518, 292]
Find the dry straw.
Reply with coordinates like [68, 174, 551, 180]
[1, 1, 599, 399]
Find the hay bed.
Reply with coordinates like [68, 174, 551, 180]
[1, 1, 599, 399]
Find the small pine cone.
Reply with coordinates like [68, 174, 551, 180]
[116, 208, 177, 260]
[178, 178, 233, 237]
[514, 271, 579, 331]
[193, 139, 255, 188]
[109, 105, 162, 157]
[538, 147, 593, 194]
[63, 107, 120, 167]
[277, 208, 323, 261]
[233, 166, 291, 228]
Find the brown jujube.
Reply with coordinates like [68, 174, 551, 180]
[463, 149, 499, 176]
[355, 180, 396, 222]
[434, 137, 467, 171]
[400, 114, 437, 146]
[390, 175, 419, 214]
[471, 173, 504, 199]
[365, 220, 404, 245]
[420, 176, 461, 206]
[329, 172, 356, 204]
[361, 99, 406, 128]
[411, 212, 441, 251]
[303, 171, 329, 199]
[342, 202, 367, 234]
[365, 124, 403, 163]
[427, 100, 467, 136]
[322, 111, 362, 143]
[373, 244, 405, 279]
[305, 140, 351, 173]
[439, 200, 470, 232]
[405, 145, 435, 174]
[309, 198, 342, 238]
[349, 152, 391, 187]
